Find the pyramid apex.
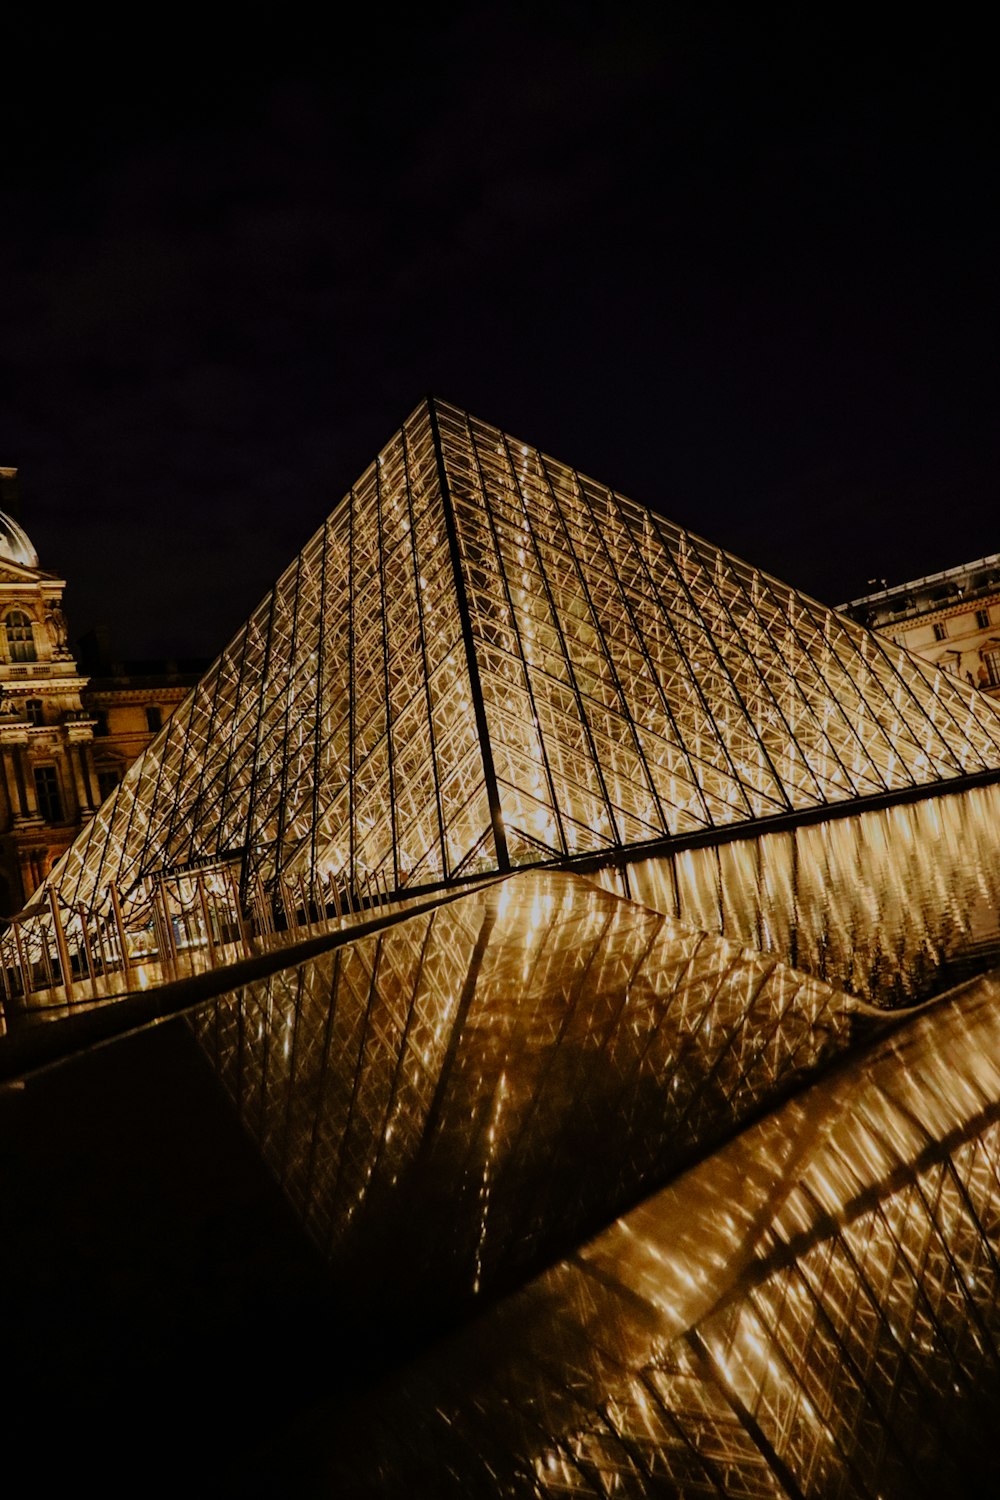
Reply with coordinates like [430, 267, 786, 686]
[422, 392, 456, 415]
[22, 400, 1000, 923]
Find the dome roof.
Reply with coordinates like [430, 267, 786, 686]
[0, 508, 39, 568]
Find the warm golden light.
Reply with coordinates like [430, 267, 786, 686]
[6, 398, 1000, 981]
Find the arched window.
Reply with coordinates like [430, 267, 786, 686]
[6, 610, 36, 663]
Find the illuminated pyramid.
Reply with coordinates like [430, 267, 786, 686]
[44, 398, 1000, 915]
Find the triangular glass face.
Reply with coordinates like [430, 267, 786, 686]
[436, 399, 1000, 862]
[39, 398, 1000, 918]
[55, 404, 498, 913]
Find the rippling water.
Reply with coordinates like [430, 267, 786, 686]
[188, 871, 857, 1314]
[593, 781, 1000, 1006]
[6, 781, 1000, 1493]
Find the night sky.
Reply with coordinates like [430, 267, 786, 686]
[1, 9, 996, 659]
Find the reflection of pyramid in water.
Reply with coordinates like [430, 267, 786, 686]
[50, 398, 1000, 911]
[189, 869, 856, 1304]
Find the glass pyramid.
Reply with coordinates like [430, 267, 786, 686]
[302, 956, 1000, 1499]
[41, 398, 1000, 918]
[189, 869, 856, 1302]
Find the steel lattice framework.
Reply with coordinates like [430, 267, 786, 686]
[35, 398, 1000, 919]
[190, 870, 856, 1302]
[257, 903, 1000, 1500]
[186, 867, 1000, 1497]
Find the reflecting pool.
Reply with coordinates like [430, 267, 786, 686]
[593, 779, 1000, 1005]
[189, 870, 856, 1314]
[5, 781, 1000, 1495]
[281, 961, 1000, 1499]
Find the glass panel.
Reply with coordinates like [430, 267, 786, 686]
[11, 397, 1000, 946]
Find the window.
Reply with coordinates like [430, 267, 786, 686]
[33, 765, 63, 822]
[983, 649, 1000, 688]
[932, 621, 948, 641]
[93, 710, 109, 736]
[145, 705, 163, 733]
[97, 769, 120, 801]
[25, 699, 44, 726]
[5, 610, 36, 662]
[976, 608, 991, 629]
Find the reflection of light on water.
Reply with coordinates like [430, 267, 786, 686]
[616, 781, 1000, 1006]
[184, 862, 1000, 1497]
[473, 1070, 508, 1296]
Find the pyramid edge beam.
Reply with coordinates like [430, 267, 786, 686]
[427, 396, 510, 874]
[432, 395, 1000, 746]
[10, 396, 1000, 930]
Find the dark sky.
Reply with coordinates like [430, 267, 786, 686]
[1, 7, 996, 658]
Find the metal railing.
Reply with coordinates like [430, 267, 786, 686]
[0, 862, 397, 1016]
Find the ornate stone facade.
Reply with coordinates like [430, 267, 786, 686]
[841, 552, 1000, 698]
[79, 635, 203, 808]
[0, 477, 98, 911]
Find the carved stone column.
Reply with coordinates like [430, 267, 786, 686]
[0, 743, 24, 820]
[79, 742, 98, 811]
[14, 747, 37, 820]
[68, 743, 91, 818]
